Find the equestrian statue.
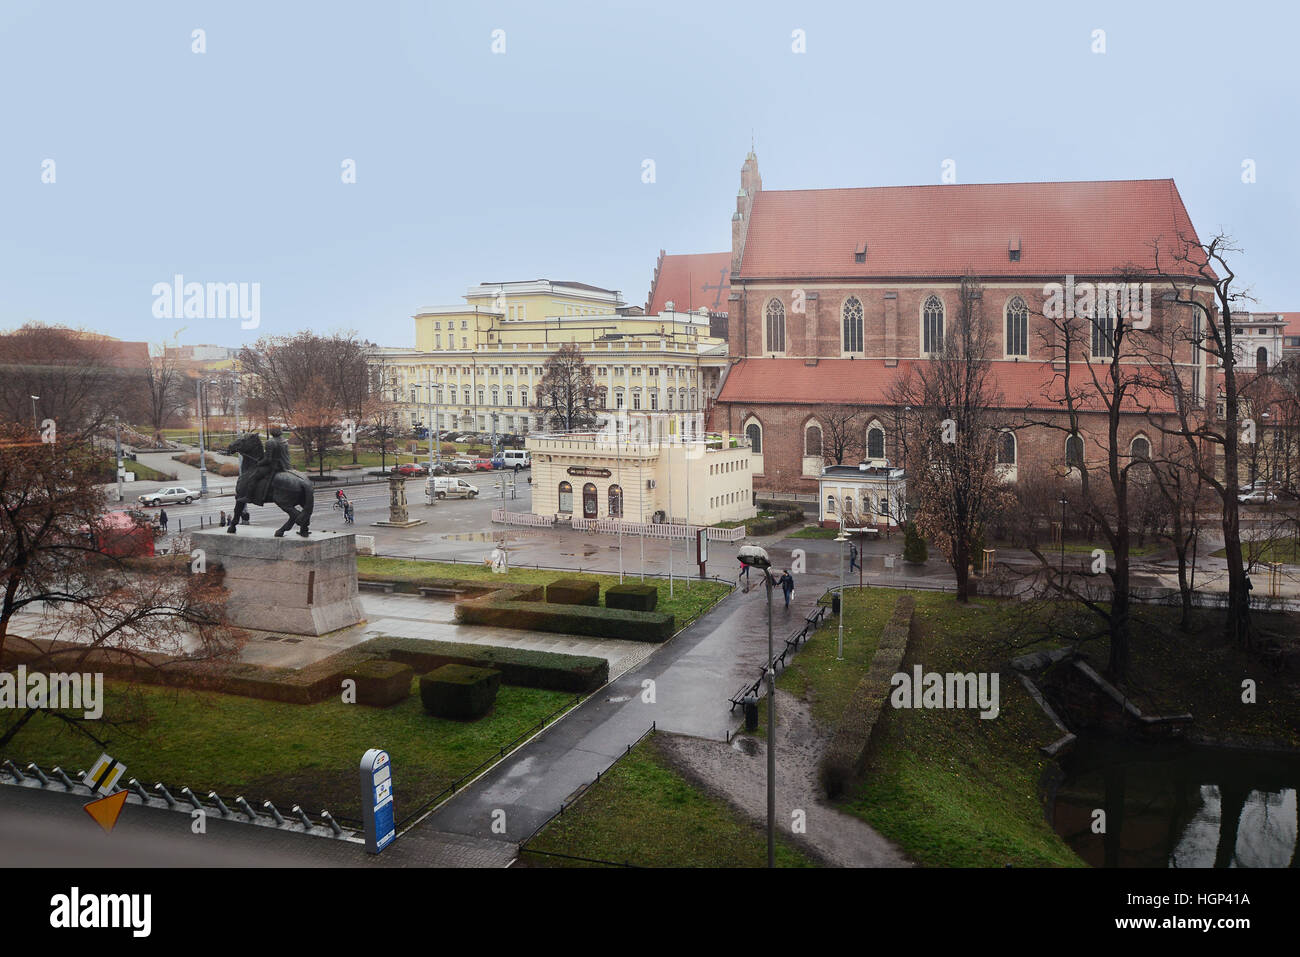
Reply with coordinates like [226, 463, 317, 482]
[224, 428, 315, 537]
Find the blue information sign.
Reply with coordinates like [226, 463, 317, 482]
[360, 748, 395, 854]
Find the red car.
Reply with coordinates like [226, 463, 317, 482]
[472, 458, 495, 471]
[392, 463, 428, 476]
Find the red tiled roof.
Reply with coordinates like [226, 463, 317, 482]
[648, 251, 733, 315]
[1279, 312, 1300, 336]
[716, 358, 1177, 413]
[739, 180, 1205, 280]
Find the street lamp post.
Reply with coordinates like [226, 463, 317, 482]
[834, 528, 848, 660]
[114, 416, 124, 502]
[1059, 496, 1068, 580]
[30, 395, 39, 431]
[737, 543, 776, 869]
[196, 378, 209, 498]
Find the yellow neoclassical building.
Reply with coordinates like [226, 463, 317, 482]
[370, 279, 729, 436]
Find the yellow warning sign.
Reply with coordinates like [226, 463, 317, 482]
[85, 753, 125, 794]
[83, 790, 128, 833]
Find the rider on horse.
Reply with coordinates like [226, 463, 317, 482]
[248, 426, 293, 507]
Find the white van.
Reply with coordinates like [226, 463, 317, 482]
[428, 476, 479, 500]
[502, 449, 531, 468]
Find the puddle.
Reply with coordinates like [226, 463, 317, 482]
[441, 530, 540, 544]
[731, 736, 761, 757]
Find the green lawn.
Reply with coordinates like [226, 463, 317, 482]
[521, 733, 815, 867]
[5, 679, 574, 821]
[787, 525, 841, 540]
[124, 459, 175, 482]
[1212, 537, 1300, 565]
[357, 556, 731, 632]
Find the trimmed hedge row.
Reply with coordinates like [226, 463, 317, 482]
[747, 508, 805, 537]
[821, 594, 916, 798]
[343, 659, 414, 707]
[605, 583, 658, 612]
[419, 664, 501, 719]
[363, 635, 607, 693]
[545, 578, 600, 606]
[455, 598, 675, 643]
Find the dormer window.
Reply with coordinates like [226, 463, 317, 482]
[1008, 237, 1022, 262]
[854, 242, 867, 264]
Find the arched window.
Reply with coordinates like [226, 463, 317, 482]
[805, 424, 822, 456]
[923, 295, 944, 354]
[582, 482, 598, 518]
[765, 299, 786, 353]
[1005, 296, 1028, 356]
[1130, 436, 1151, 461]
[842, 296, 864, 353]
[1091, 298, 1115, 358]
[826, 494, 837, 515]
[843, 494, 855, 522]
[1256, 346, 1269, 371]
[866, 424, 885, 460]
[1066, 433, 1085, 469]
[558, 481, 573, 513]
[998, 431, 1017, 465]
[608, 484, 623, 517]
[746, 422, 762, 453]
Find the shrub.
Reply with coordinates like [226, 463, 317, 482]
[419, 664, 501, 719]
[745, 508, 805, 537]
[342, 659, 414, 707]
[369, 635, 606, 692]
[821, 595, 916, 797]
[456, 599, 674, 643]
[903, 523, 928, 563]
[605, 583, 658, 612]
[217, 463, 240, 477]
[546, 578, 600, 606]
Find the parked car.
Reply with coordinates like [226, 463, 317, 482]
[137, 486, 197, 506]
[1238, 488, 1278, 505]
[392, 463, 428, 476]
[502, 449, 531, 469]
[428, 476, 479, 499]
[471, 458, 496, 471]
[449, 458, 477, 473]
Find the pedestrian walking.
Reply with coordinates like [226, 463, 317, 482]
[343, 501, 354, 525]
[739, 559, 751, 587]
[849, 540, 859, 572]
[779, 569, 794, 609]
[159, 507, 168, 531]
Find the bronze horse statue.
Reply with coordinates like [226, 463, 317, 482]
[223, 432, 315, 537]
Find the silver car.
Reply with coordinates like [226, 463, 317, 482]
[138, 486, 197, 506]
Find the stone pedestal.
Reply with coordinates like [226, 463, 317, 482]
[373, 474, 425, 528]
[191, 527, 365, 636]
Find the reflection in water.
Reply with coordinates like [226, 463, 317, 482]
[1052, 739, 1300, 867]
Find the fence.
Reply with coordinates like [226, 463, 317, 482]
[495, 510, 745, 542]
[515, 722, 656, 867]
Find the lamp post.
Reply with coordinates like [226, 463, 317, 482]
[196, 378, 209, 498]
[30, 395, 39, 431]
[114, 415, 124, 502]
[737, 543, 776, 869]
[834, 528, 848, 660]
[1058, 496, 1068, 580]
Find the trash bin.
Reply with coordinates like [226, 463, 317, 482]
[743, 696, 759, 732]
[831, 592, 841, 615]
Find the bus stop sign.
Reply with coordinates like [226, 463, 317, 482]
[360, 748, 395, 854]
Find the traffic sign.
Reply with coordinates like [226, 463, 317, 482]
[360, 749, 395, 854]
[85, 753, 125, 794]
[83, 790, 128, 833]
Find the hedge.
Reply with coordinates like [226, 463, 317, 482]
[747, 508, 805, 537]
[605, 582, 658, 612]
[419, 664, 501, 719]
[455, 599, 675, 643]
[362, 635, 607, 693]
[342, 659, 414, 707]
[820, 595, 917, 798]
[545, 578, 600, 606]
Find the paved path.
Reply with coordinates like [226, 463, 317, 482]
[419, 544, 843, 845]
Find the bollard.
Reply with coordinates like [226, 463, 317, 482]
[155, 783, 177, 807]
[180, 786, 203, 810]
[51, 766, 76, 790]
[3, 760, 25, 783]
[128, 778, 150, 803]
[292, 805, 314, 830]
[25, 763, 49, 787]
[235, 796, 258, 822]
[263, 801, 286, 826]
[321, 810, 344, 837]
[208, 791, 232, 817]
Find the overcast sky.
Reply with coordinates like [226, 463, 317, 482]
[2, 0, 1296, 349]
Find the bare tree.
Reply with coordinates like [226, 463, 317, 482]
[141, 349, 189, 445]
[1143, 234, 1256, 648]
[535, 343, 600, 431]
[0, 324, 133, 440]
[0, 424, 240, 750]
[815, 405, 868, 465]
[888, 277, 1011, 602]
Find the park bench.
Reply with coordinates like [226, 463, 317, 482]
[417, 585, 465, 599]
[358, 580, 397, 594]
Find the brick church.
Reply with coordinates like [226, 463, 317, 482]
[709, 151, 1216, 501]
